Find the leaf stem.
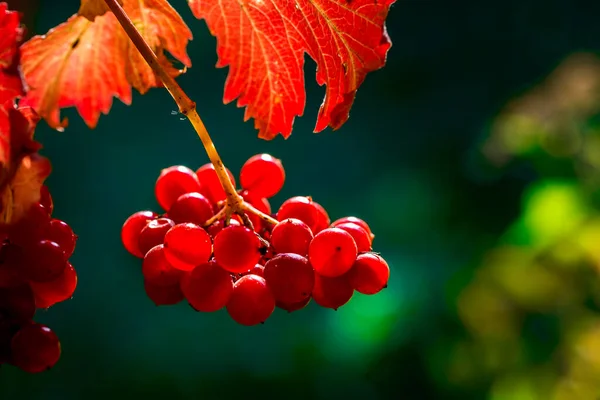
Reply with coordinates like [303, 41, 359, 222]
[103, 0, 278, 227]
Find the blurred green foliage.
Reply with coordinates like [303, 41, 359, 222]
[3, 0, 600, 399]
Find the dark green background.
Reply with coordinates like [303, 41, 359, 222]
[2, 0, 600, 399]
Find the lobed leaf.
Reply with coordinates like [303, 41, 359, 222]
[20, 0, 193, 130]
[188, 0, 396, 139]
[0, 3, 49, 225]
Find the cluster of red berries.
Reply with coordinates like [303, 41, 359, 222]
[0, 186, 78, 372]
[122, 154, 389, 326]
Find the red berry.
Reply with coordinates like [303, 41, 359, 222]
[167, 192, 214, 226]
[30, 262, 78, 309]
[240, 154, 285, 198]
[121, 211, 157, 258]
[242, 264, 264, 278]
[142, 245, 183, 286]
[335, 222, 372, 253]
[312, 273, 353, 310]
[8, 203, 52, 245]
[181, 260, 234, 312]
[332, 216, 374, 242]
[213, 226, 262, 274]
[226, 275, 275, 326]
[239, 190, 271, 231]
[195, 163, 236, 204]
[276, 296, 311, 313]
[144, 280, 184, 306]
[39, 185, 53, 215]
[21, 240, 67, 282]
[0, 285, 36, 321]
[308, 228, 357, 277]
[271, 218, 313, 256]
[155, 166, 202, 211]
[163, 223, 212, 271]
[44, 219, 77, 258]
[206, 218, 240, 237]
[347, 253, 390, 294]
[276, 196, 321, 233]
[312, 201, 330, 234]
[10, 323, 61, 373]
[138, 217, 175, 256]
[264, 253, 314, 303]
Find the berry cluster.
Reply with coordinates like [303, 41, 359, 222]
[0, 186, 77, 372]
[122, 154, 389, 326]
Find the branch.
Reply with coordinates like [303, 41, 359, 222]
[103, 0, 278, 227]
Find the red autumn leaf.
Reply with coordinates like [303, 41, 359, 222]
[79, 0, 123, 21]
[188, 0, 396, 139]
[19, 0, 192, 130]
[0, 3, 49, 225]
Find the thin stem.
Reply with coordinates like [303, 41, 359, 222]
[104, 0, 240, 207]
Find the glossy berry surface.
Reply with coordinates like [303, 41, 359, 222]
[240, 153, 285, 198]
[155, 166, 202, 211]
[264, 253, 314, 303]
[167, 192, 214, 226]
[347, 253, 390, 295]
[195, 164, 236, 204]
[226, 275, 275, 326]
[10, 323, 61, 373]
[181, 261, 233, 312]
[163, 223, 212, 271]
[121, 211, 157, 258]
[309, 228, 358, 277]
[213, 226, 262, 273]
[311, 273, 354, 310]
[138, 218, 175, 256]
[142, 245, 183, 286]
[271, 218, 313, 256]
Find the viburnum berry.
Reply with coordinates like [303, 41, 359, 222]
[122, 210, 158, 258]
[144, 280, 184, 306]
[239, 190, 271, 231]
[155, 165, 202, 211]
[30, 262, 78, 309]
[10, 323, 61, 373]
[213, 225, 262, 273]
[240, 153, 285, 198]
[332, 216, 374, 243]
[142, 245, 183, 286]
[163, 223, 212, 271]
[270, 218, 313, 256]
[8, 203, 52, 245]
[167, 192, 214, 226]
[181, 260, 233, 312]
[309, 228, 358, 277]
[346, 253, 390, 295]
[312, 202, 330, 234]
[276, 296, 311, 313]
[243, 264, 264, 278]
[311, 273, 354, 310]
[226, 274, 275, 326]
[44, 219, 77, 258]
[195, 163, 236, 205]
[138, 217, 175, 256]
[334, 222, 372, 253]
[122, 154, 390, 325]
[276, 196, 322, 233]
[206, 218, 240, 237]
[20, 240, 67, 282]
[264, 253, 314, 303]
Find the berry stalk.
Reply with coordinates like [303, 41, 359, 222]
[103, 0, 276, 226]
